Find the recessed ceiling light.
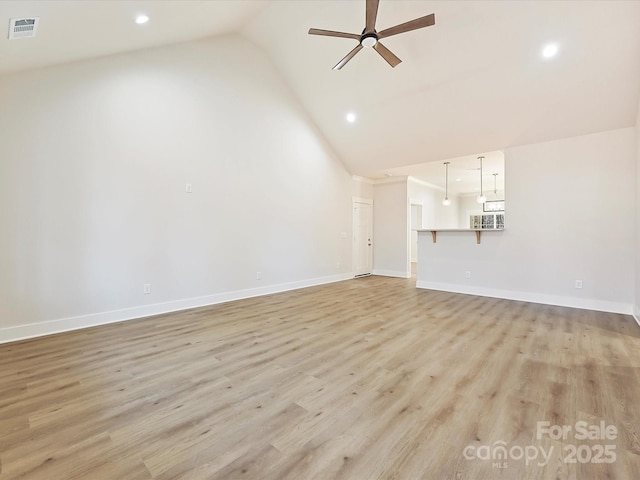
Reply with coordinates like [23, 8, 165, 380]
[455, 178, 462, 182]
[135, 15, 149, 25]
[542, 43, 558, 59]
[346, 112, 356, 123]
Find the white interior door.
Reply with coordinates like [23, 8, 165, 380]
[353, 202, 373, 277]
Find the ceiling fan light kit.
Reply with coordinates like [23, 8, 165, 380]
[308, 0, 435, 70]
[361, 34, 378, 48]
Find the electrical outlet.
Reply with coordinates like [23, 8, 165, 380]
[256, 271, 262, 280]
[575, 280, 583, 289]
[185, 183, 193, 193]
[465, 271, 471, 279]
[143, 284, 151, 294]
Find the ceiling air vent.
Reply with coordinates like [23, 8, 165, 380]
[8, 17, 39, 39]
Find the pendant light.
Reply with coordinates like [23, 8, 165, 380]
[493, 173, 499, 197]
[476, 156, 486, 204]
[442, 162, 451, 206]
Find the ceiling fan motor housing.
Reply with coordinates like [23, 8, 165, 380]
[361, 33, 378, 48]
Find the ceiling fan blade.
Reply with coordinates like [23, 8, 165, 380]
[365, 0, 380, 33]
[308, 28, 360, 40]
[378, 13, 435, 39]
[373, 42, 401, 67]
[333, 44, 364, 70]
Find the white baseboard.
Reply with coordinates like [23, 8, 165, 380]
[633, 305, 640, 328]
[373, 269, 411, 279]
[0, 273, 353, 345]
[416, 280, 633, 315]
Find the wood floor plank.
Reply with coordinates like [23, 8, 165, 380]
[0, 274, 639, 479]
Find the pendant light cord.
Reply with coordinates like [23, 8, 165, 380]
[479, 156, 484, 197]
[445, 162, 449, 198]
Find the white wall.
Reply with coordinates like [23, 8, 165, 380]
[407, 178, 459, 229]
[0, 35, 354, 342]
[352, 176, 374, 200]
[407, 177, 459, 262]
[418, 128, 636, 314]
[410, 204, 422, 263]
[373, 181, 409, 277]
[635, 98, 640, 320]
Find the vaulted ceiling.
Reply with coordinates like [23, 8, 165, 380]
[2, 1, 639, 182]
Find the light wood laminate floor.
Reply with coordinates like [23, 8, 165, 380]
[1, 275, 639, 479]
